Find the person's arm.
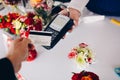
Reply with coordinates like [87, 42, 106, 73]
[60, 0, 89, 27]
[0, 37, 31, 80]
[68, 0, 89, 14]
[0, 58, 17, 80]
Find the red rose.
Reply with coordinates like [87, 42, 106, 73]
[0, 24, 4, 28]
[27, 12, 35, 18]
[72, 73, 79, 80]
[34, 20, 42, 31]
[25, 17, 34, 25]
[10, 26, 16, 34]
[5, 22, 12, 28]
[8, 13, 20, 20]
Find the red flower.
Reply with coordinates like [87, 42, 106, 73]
[0, 24, 4, 28]
[0, 17, 5, 28]
[68, 51, 77, 59]
[27, 12, 35, 18]
[8, 12, 20, 20]
[72, 73, 79, 80]
[71, 71, 99, 80]
[87, 58, 92, 63]
[27, 49, 37, 61]
[24, 17, 34, 25]
[5, 22, 12, 28]
[79, 43, 88, 48]
[10, 26, 16, 34]
[0, 13, 20, 29]
[34, 20, 42, 31]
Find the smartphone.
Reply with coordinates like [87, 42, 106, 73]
[43, 14, 74, 49]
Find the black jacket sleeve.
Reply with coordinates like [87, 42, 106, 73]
[0, 58, 17, 80]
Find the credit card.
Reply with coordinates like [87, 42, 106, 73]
[29, 30, 52, 46]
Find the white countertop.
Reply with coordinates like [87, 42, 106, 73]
[0, 8, 120, 80]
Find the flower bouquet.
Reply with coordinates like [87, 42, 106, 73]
[0, 12, 43, 61]
[71, 70, 99, 80]
[68, 43, 95, 68]
[3, 0, 21, 5]
[2, 0, 25, 14]
[30, 0, 54, 26]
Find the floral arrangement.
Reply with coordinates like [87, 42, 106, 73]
[68, 43, 95, 68]
[12, 12, 42, 35]
[0, 12, 43, 61]
[2, 0, 25, 14]
[30, 0, 54, 25]
[3, 0, 54, 25]
[71, 70, 99, 80]
[1, 0, 49, 62]
[0, 12, 42, 35]
[0, 12, 20, 30]
[3, 0, 21, 5]
[30, 0, 53, 11]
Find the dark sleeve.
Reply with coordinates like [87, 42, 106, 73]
[0, 58, 17, 80]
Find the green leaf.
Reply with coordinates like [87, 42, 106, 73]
[4, 16, 8, 21]
[0, 18, 2, 22]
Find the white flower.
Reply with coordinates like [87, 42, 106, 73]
[75, 53, 86, 66]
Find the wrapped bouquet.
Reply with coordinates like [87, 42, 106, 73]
[71, 70, 99, 80]
[30, 0, 54, 25]
[68, 43, 95, 68]
[0, 12, 43, 62]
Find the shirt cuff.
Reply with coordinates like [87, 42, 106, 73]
[68, 0, 89, 14]
[0, 58, 16, 80]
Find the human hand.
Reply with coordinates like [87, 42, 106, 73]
[59, 7, 80, 38]
[59, 7, 81, 31]
[7, 37, 31, 73]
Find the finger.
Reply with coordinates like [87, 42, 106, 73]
[59, 10, 68, 16]
[68, 27, 73, 33]
[62, 32, 70, 39]
[62, 35, 66, 39]
[68, 25, 76, 33]
[74, 20, 78, 26]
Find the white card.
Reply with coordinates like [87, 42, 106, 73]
[29, 31, 52, 46]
